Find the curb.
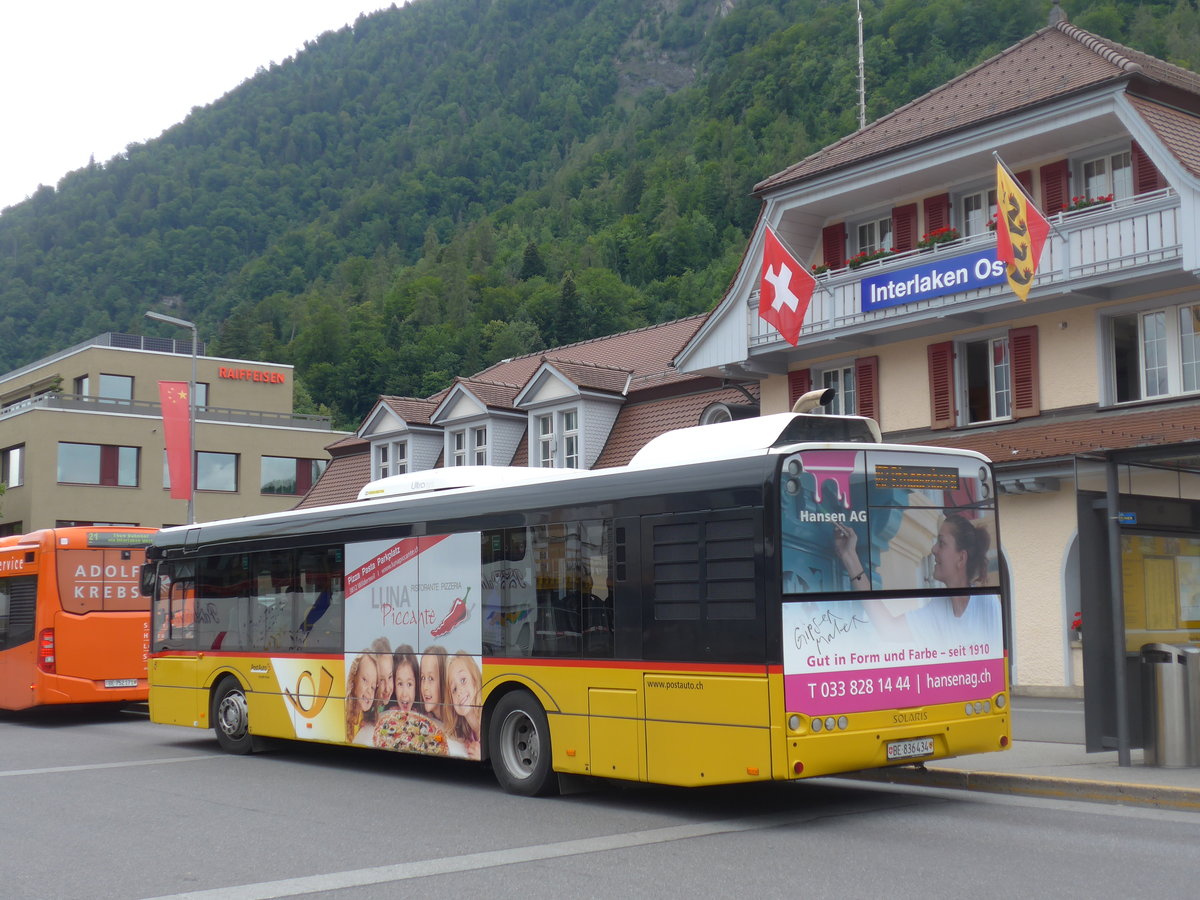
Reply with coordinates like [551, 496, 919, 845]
[839, 765, 1200, 812]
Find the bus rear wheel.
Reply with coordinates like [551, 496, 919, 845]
[489, 690, 557, 796]
[212, 678, 254, 755]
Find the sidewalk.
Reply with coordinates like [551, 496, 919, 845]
[839, 696, 1200, 812]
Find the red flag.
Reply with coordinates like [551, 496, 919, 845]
[995, 161, 1050, 301]
[759, 225, 815, 346]
[158, 381, 192, 501]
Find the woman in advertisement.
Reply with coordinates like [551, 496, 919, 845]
[445, 651, 483, 760]
[864, 513, 1000, 645]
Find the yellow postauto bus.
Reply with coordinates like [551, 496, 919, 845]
[142, 404, 1010, 795]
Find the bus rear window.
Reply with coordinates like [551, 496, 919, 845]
[55, 549, 147, 612]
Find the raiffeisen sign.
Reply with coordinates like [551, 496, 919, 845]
[860, 249, 1006, 312]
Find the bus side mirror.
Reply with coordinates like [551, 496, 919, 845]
[140, 563, 158, 599]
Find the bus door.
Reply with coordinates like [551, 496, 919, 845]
[149, 560, 204, 727]
[0, 570, 38, 709]
[638, 509, 772, 786]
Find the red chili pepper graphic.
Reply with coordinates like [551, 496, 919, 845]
[431, 588, 471, 638]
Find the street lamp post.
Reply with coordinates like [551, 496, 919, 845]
[145, 311, 198, 524]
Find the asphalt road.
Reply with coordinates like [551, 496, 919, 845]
[1, 702, 1194, 899]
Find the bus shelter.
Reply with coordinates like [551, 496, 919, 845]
[1077, 445, 1200, 766]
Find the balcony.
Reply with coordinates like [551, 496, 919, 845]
[0, 392, 333, 430]
[748, 188, 1181, 350]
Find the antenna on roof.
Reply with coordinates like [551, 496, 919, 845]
[856, 0, 866, 129]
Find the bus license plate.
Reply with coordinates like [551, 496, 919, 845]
[104, 679, 138, 688]
[887, 737, 934, 760]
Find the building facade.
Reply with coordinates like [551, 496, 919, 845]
[0, 333, 346, 531]
[674, 14, 1200, 753]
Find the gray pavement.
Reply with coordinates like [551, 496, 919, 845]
[840, 695, 1200, 811]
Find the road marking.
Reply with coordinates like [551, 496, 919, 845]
[0, 756, 220, 777]
[142, 811, 805, 900]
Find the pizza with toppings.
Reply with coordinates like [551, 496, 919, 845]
[372, 710, 449, 756]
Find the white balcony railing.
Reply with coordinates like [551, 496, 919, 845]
[748, 188, 1181, 349]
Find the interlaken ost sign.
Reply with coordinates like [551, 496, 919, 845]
[859, 248, 1007, 312]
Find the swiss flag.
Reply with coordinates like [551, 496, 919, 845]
[758, 225, 815, 346]
[159, 381, 192, 501]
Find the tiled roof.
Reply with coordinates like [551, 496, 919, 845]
[540, 358, 632, 395]
[907, 402, 1200, 466]
[379, 396, 438, 425]
[755, 22, 1200, 194]
[473, 315, 706, 388]
[450, 377, 523, 411]
[594, 383, 761, 468]
[295, 444, 370, 508]
[1127, 95, 1200, 178]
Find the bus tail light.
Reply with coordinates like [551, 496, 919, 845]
[38, 629, 56, 674]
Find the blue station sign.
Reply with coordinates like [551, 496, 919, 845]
[860, 249, 1006, 312]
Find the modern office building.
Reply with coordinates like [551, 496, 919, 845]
[0, 332, 346, 532]
[673, 11, 1200, 755]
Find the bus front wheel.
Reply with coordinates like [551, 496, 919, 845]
[212, 678, 254, 755]
[489, 690, 557, 796]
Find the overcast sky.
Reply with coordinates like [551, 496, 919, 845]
[0, 1, 399, 212]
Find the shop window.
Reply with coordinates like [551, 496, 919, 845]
[1109, 303, 1200, 403]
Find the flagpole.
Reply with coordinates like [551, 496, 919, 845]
[767, 225, 834, 297]
[992, 151, 1067, 239]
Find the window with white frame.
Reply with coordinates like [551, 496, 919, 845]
[1110, 303, 1200, 403]
[375, 441, 407, 479]
[855, 215, 893, 255]
[1082, 150, 1132, 201]
[451, 430, 467, 466]
[535, 408, 581, 468]
[473, 426, 488, 466]
[817, 366, 856, 416]
[963, 335, 1012, 423]
[961, 188, 997, 237]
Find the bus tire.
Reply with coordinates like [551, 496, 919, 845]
[212, 678, 254, 755]
[489, 690, 557, 797]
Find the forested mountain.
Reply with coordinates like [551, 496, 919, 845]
[2, 0, 1196, 427]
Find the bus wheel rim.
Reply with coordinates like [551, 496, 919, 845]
[218, 691, 248, 740]
[499, 709, 540, 779]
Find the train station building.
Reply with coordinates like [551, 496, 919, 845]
[0, 332, 346, 532]
[672, 11, 1200, 757]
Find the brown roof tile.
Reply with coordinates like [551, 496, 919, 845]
[295, 445, 370, 508]
[539, 358, 633, 394]
[755, 22, 1199, 194]
[379, 396, 438, 425]
[908, 403, 1200, 465]
[1127, 95, 1200, 178]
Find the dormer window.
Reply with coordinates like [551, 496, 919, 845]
[473, 426, 488, 465]
[536, 408, 581, 468]
[375, 441, 407, 479]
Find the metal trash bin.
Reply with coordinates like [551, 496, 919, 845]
[1140, 643, 1200, 767]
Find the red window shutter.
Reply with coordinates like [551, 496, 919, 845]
[1131, 141, 1166, 194]
[1016, 170, 1033, 194]
[1009, 325, 1040, 419]
[788, 369, 812, 410]
[923, 194, 950, 235]
[855, 356, 880, 423]
[1040, 160, 1070, 213]
[928, 341, 955, 430]
[821, 224, 846, 268]
[891, 203, 917, 252]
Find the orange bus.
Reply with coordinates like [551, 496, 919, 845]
[0, 527, 157, 710]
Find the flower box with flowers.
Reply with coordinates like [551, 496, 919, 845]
[916, 226, 960, 250]
[811, 262, 831, 275]
[846, 247, 896, 269]
[1063, 194, 1114, 213]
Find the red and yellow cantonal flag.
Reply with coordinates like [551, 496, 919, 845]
[994, 160, 1050, 302]
[158, 381, 192, 500]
